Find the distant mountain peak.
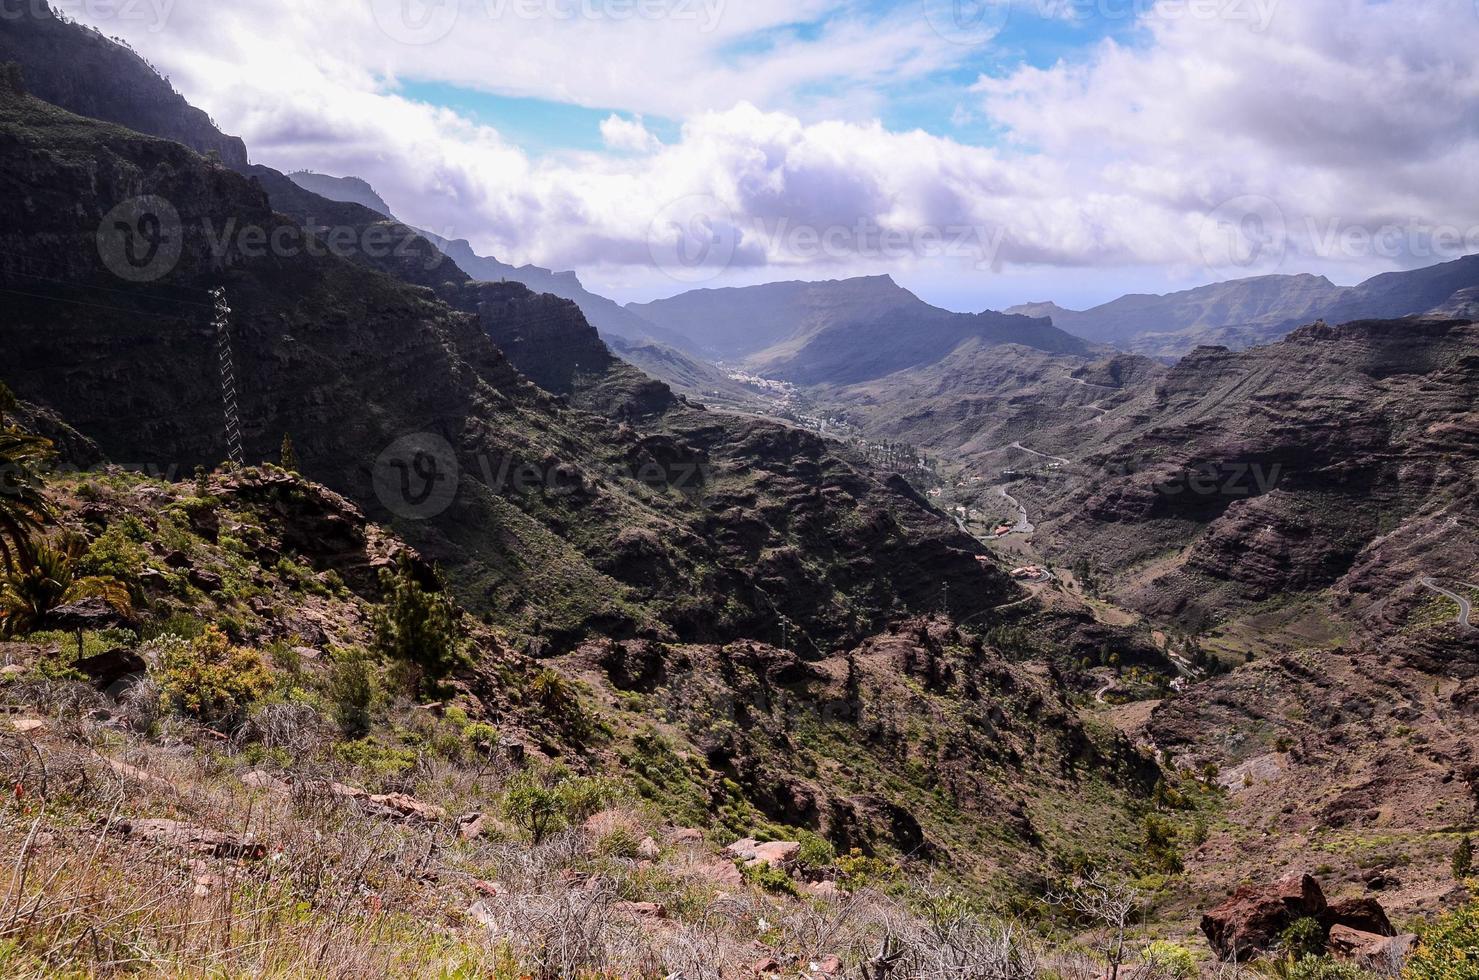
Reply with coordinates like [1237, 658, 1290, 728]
[286, 171, 392, 217]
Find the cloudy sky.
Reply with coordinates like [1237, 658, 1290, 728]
[70, 0, 1479, 310]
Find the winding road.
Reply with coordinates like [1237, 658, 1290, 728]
[1422, 577, 1476, 628]
[1008, 441, 1072, 466]
[996, 486, 1034, 534]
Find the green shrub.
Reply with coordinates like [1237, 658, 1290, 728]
[462, 722, 499, 750]
[796, 829, 836, 869]
[1278, 917, 1326, 960]
[324, 646, 380, 736]
[156, 626, 272, 721]
[739, 859, 799, 896]
[501, 765, 614, 844]
[1453, 836, 1473, 881]
[333, 738, 416, 776]
[78, 521, 147, 583]
[1140, 814, 1184, 875]
[1141, 940, 1197, 979]
[836, 848, 900, 892]
[1272, 956, 1370, 980]
[1404, 900, 1479, 980]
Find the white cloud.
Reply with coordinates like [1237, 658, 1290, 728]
[67, 0, 1479, 305]
[600, 114, 660, 153]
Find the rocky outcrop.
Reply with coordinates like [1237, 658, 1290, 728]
[0, 3, 249, 168]
[1327, 926, 1418, 970]
[1201, 872, 1326, 961]
[1200, 872, 1405, 962]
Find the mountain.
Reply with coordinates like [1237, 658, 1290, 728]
[1011, 257, 1479, 357]
[281, 171, 678, 349]
[628, 275, 1095, 386]
[1007, 273, 1347, 356]
[1028, 316, 1479, 640]
[0, 0, 248, 168]
[0, 69, 1035, 660]
[285, 171, 393, 216]
[0, 21, 1185, 930]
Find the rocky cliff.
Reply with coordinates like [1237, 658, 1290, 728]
[0, 1, 249, 168]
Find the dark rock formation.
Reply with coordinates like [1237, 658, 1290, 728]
[1200, 872, 1326, 961]
[0, 2, 249, 168]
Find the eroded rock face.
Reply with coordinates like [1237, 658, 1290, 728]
[1201, 872, 1326, 961]
[1201, 872, 1405, 962]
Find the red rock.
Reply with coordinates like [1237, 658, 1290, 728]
[367, 792, 446, 823]
[1322, 896, 1395, 936]
[1201, 872, 1327, 961]
[470, 878, 503, 897]
[695, 858, 745, 888]
[726, 837, 801, 867]
[117, 818, 266, 860]
[753, 958, 782, 976]
[458, 813, 488, 840]
[11, 718, 46, 734]
[1327, 924, 1416, 968]
[811, 955, 842, 975]
[803, 880, 840, 899]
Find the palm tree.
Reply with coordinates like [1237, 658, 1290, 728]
[0, 427, 56, 573]
[0, 533, 132, 638]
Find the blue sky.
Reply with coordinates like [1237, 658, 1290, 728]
[394, 3, 1151, 158]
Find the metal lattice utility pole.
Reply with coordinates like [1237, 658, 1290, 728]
[210, 287, 244, 467]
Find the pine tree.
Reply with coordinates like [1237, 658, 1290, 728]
[372, 554, 462, 692]
[279, 433, 299, 473]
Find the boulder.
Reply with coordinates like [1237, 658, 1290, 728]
[726, 837, 801, 867]
[368, 792, 446, 823]
[187, 568, 223, 592]
[116, 818, 266, 860]
[1328, 925, 1418, 969]
[1322, 896, 1395, 937]
[11, 718, 46, 734]
[667, 827, 704, 844]
[75, 647, 146, 688]
[239, 770, 287, 792]
[1201, 872, 1327, 961]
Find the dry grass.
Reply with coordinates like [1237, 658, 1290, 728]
[0, 684, 1239, 978]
